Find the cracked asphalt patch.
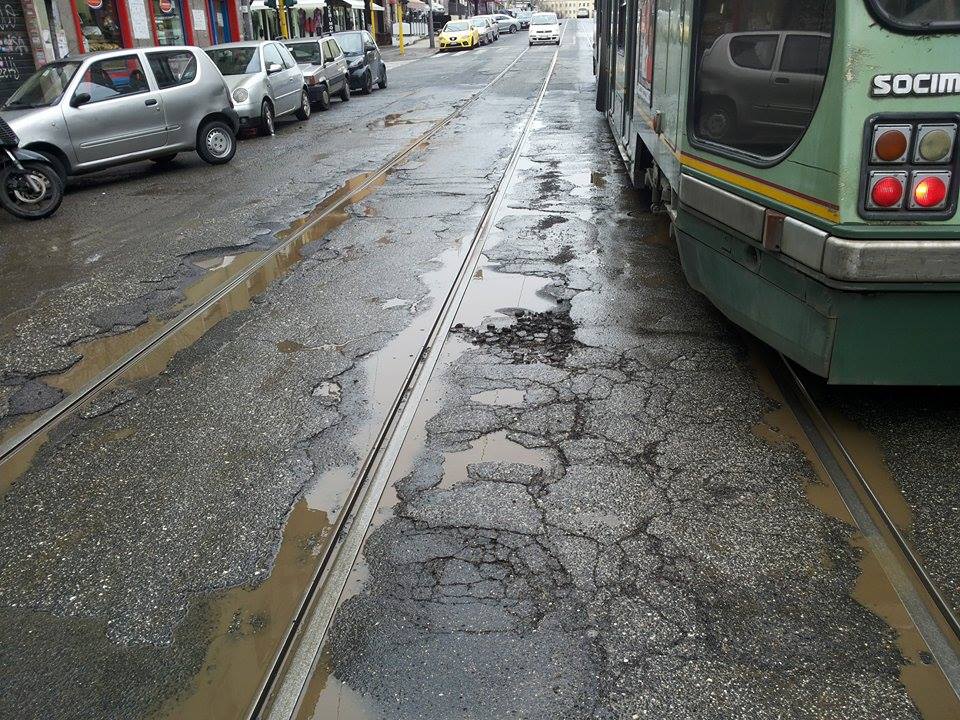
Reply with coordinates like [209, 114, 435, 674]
[315, 25, 927, 720]
[0, 32, 533, 428]
[0, 45, 554, 720]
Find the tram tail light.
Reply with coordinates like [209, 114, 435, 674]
[910, 173, 950, 209]
[862, 118, 957, 217]
[872, 126, 910, 163]
[866, 172, 906, 209]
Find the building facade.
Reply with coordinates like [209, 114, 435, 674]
[0, 0, 389, 102]
[536, 0, 590, 17]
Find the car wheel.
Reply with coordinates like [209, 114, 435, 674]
[297, 89, 313, 119]
[699, 99, 737, 143]
[150, 153, 178, 165]
[339, 82, 350, 102]
[259, 100, 275, 136]
[362, 71, 373, 95]
[196, 119, 237, 165]
[33, 150, 68, 185]
[510, 25, 516, 33]
[377, 67, 387, 90]
[314, 86, 330, 112]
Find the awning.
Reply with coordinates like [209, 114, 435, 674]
[341, 0, 365, 8]
[249, 0, 276, 10]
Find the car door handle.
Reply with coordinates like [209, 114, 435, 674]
[145, 98, 158, 106]
[774, 76, 790, 84]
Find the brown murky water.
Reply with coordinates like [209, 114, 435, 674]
[749, 346, 960, 720]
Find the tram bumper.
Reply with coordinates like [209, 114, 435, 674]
[673, 200, 960, 386]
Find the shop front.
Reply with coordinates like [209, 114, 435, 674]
[67, 0, 240, 51]
[249, 0, 377, 40]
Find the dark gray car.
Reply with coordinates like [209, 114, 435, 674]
[0, 46, 239, 181]
[284, 37, 351, 110]
[333, 31, 387, 95]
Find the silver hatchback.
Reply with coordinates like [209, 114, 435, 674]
[205, 41, 311, 136]
[0, 46, 240, 180]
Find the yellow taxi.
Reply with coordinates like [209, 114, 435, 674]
[438, 20, 480, 50]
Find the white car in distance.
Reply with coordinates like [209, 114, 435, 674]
[528, 12, 561, 45]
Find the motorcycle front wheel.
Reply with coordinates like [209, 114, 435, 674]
[0, 161, 64, 220]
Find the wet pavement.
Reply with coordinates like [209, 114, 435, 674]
[0, 32, 553, 719]
[2, 18, 960, 720]
[0, 32, 526, 432]
[300, 22, 959, 720]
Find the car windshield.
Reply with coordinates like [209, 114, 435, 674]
[335, 33, 364, 55]
[471, 18, 487, 26]
[518, 11, 531, 17]
[1, 61, 81, 109]
[286, 42, 321, 63]
[530, 13, 557, 24]
[205, 47, 261, 75]
[444, 21, 470, 31]
[868, 0, 960, 31]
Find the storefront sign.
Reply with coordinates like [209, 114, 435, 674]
[159, 0, 174, 14]
[191, 7, 205, 32]
[86, 0, 103, 9]
[128, 0, 152, 38]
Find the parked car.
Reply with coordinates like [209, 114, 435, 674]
[477, 15, 500, 39]
[333, 31, 387, 95]
[516, 10, 533, 27]
[0, 46, 239, 181]
[439, 20, 481, 50]
[206, 41, 310, 136]
[528, 12, 561, 45]
[471, 17, 496, 45]
[576, 7, 589, 17]
[491, 13, 521, 33]
[284, 37, 350, 110]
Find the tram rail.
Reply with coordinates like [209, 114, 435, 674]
[769, 351, 960, 700]
[254, 24, 570, 720]
[0, 44, 534, 475]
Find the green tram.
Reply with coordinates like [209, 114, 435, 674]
[593, 0, 960, 384]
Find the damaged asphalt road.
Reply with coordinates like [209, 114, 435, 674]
[0, 34, 529, 429]
[0, 42, 553, 719]
[313, 24, 949, 720]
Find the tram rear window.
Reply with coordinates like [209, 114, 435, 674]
[868, 0, 960, 32]
[690, 0, 835, 161]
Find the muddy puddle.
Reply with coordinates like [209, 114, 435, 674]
[0, 173, 385, 497]
[749, 346, 960, 720]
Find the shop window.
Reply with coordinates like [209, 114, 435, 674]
[74, 55, 148, 104]
[148, 50, 197, 88]
[75, 0, 124, 50]
[152, 0, 188, 45]
[690, 0, 835, 160]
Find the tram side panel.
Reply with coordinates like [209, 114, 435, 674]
[602, 0, 960, 385]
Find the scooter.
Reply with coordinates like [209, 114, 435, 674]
[0, 116, 63, 220]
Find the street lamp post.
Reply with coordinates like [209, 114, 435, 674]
[427, 2, 435, 47]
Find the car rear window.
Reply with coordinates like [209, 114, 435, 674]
[206, 47, 261, 75]
[148, 50, 197, 89]
[286, 42, 321, 64]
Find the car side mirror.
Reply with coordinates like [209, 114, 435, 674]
[70, 92, 91, 108]
[266, 62, 283, 74]
[363, 41, 376, 52]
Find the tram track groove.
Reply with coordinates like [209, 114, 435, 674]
[770, 351, 960, 699]
[255, 23, 571, 720]
[0, 43, 533, 474]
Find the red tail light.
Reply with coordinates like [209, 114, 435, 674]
[870, 176, 904, 208]
[910, 172, 951, 209]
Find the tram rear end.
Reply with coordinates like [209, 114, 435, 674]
[596, 0, 960, 385]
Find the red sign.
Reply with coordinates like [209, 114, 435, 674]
[86, 0, 103, 9]
[159, 0, 174, 13]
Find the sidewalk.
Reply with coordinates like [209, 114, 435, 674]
[379, 36, 439, 64]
